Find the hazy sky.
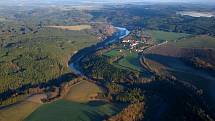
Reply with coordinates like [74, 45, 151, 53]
[106, 0, 214, 2]
[0, 0, 214, 5]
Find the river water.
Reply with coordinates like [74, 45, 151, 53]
[69, 27, 130, 75]
[0, 27, 130, 110]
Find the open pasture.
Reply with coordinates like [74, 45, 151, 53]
[0, 101, 41, 121]
[64, 80, 103, 103]
[146, 30, 190, 43]
[24, 100, 123, 121]
[46, 25, 92, 31]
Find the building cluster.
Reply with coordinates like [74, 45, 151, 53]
[122, 39, 141, 48]
[121, 32, 154, 52]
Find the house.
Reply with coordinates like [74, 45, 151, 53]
[122, 39, 130, 43]
[131, 41, 139, 46]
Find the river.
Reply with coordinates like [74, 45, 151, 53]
[68, 27, 130, 75]
[0, 27, 130, 110]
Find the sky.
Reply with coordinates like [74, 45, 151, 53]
[0, 0, 214, 6]
[101, 0, 214, 3]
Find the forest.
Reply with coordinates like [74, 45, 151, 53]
[0, 3, 215, 121]
[91, 4, 215, 36]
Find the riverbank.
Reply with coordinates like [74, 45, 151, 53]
[0, 26, 130, 121]
[69, 27, 130, 76]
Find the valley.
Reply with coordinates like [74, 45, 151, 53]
[0, 2, 215, 121]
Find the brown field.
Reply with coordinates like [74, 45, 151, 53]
[142, 35, 215, 110]
[64, 80, 103, 103]
[46, 25, 92, 31]
[0, 101, 41, 121]
[0, 94, 47, 121]
[145, 43, 215, 66]
[26, 94, 47, 104]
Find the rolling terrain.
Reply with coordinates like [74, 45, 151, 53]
[1, 2, 215, 121]
[141, 35, 215, 120]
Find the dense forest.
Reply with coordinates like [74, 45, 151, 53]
[0, 7, 115, 106]
[90, 4, 215, 36]
[0, 3, 215, 121]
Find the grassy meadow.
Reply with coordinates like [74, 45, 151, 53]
[172, 35, 215, 48]
[24, 100, 123, 121]
[23, 79, 124, 121]
[0, 79, 110, 121]
[117, 52, 144, 72]
[46, 25, 92, 31]
[0, 101, 41, 121]
[64, 80, 103, 103]
[104, 49, 122, 57]
[105, 49, 145, 72]
[146, 30, 190, 43]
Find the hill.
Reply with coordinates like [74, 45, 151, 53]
[141, 35, 215, 120]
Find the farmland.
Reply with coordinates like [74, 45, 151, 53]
[64, 80, 103, 102]
[0, 101, 41, 121]
[146, 30, 190, 43]
[105, 49, 146, 72]
[116, 52, 143, 72]
[1, 2, 215, 121]
[46, 25, 92, 31]
[24, 100, 123, 121]
[171, 35, 215, 48]
[0, 78, 116, 121]
[104, 49, 122, 57]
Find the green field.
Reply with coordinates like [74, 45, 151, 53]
[104, 50, 122, 57]
[1, 80, 120, 121]
[104, 49, 145, 72]
[146, 30, 190, 43]
[0, 101, 41, 121]
[117, 52, 144, 72]
[172, 35, 215, 48]
[64, 80, 103, 103]
[24, 100, 123, 121]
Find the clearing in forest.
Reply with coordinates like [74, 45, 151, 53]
[46, 25, 92, 31]
[64, 80, 103, 103]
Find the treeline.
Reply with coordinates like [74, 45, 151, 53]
[184, 57, 215, 72]
[91, 5, 215, 36]
[116, 88, 144, 103]
[0, 73, 77, 107]
[106, 102, 144, 121]
[80, 53, 145, 104]
[0, 7, 103, 106]
[140, 56, 215, 121]
[80, 52, 146, 121]
[81, 55, 135, 82]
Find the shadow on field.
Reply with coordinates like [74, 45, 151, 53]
[87, 101, 107, 107]
[83, 111, 106, 121]
[0, 72, 77, 108]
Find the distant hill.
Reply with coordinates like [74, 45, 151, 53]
[1, 0, 215, 6]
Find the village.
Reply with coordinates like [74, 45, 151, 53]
[121, 30, 155, 53]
